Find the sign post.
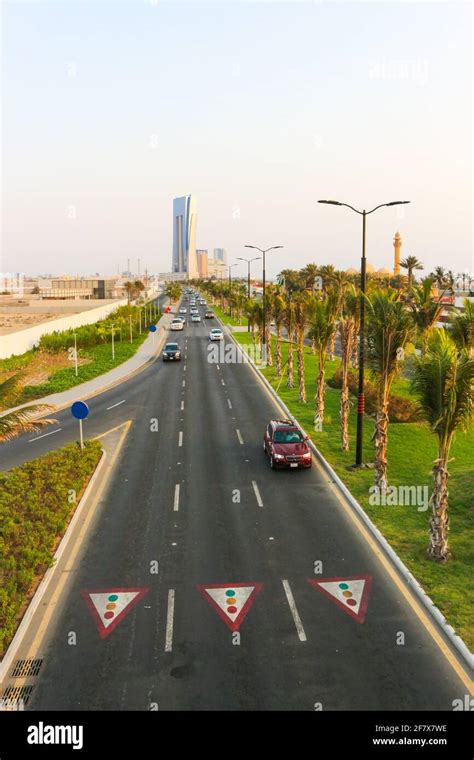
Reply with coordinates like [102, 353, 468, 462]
[71, 401, 89, 451]
[149, 323, 157, 351]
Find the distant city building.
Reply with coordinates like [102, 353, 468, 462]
[213, 248, 226, 264]
[196, 249, 209, 278]
[207, 258, 227, 279]
[38, 277, 126, 300]
[172, 195, 198, 278]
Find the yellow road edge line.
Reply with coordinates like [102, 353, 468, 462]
[240, 337, 474, 694]
[7, 420, 132, 689]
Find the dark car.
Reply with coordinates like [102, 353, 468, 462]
[162, 342, 181, 361]
[204, 310, 215, 319]
[263, 419, 312, 469]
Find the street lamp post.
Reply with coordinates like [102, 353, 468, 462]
[318, 199, 410, 467]
[244, 245, 283, 359]
[237, 255, 261, 332]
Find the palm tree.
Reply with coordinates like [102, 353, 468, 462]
[365, 289, 415, 491]
[338, 288, 358, 450]
[301, 263, 319, 293]
[0, 375, 57, 443]
[308, 288, 339, 425]
[449, 298, 474, 355]
[124, 281, 134, 305]
[411, 330, 474, 562]
[400, 256, 423, 287]
[409, 277, 446, 350]
[264, 284, 279, 368]
[317, 264, 336, 296]
[133, 280, 145, 299]
[293, 291, 314, 403]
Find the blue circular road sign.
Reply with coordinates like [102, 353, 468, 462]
[71, 401, 89, 420]
[149, 324, 157, 332]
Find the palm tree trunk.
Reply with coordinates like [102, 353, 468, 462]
[275, 325, 282, 377]
[428, 450, 451, 562]
[328, 332, 336, 361]
[339, 321, 354, 451]
[286, 331, 294, 388]
[297, 338, 306, 403]
[351, 335, 359, 368]
[374, 388, 390, 492]
[315, 348, 325, 424]
[265, 325, 273, 367]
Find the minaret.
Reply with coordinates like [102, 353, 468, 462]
[393, 231, 402, 276]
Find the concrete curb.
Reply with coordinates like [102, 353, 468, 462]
[220, 318, 474, 673]
[0, 448, 107, 684]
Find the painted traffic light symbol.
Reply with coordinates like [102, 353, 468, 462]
[81, 587, 149, 638]
[198, 583, 263, 632]
[308, 576, 372, 623]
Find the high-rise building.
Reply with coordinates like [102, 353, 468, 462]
[213, 248, 226, 264]
[196, 249, 209, 278]
[172, 195, 198, 278]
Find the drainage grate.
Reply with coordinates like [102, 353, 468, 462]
[10, 659, 43, 678]
[1, 684, 34, 707]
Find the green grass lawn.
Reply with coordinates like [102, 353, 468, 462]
[234, 332, 474, 650]
[0, 440, 102, 656]
[210, 304, 248, 327]
[3, 330, 151, 407]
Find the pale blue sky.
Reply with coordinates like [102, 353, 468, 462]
[2, 1, 472, 279]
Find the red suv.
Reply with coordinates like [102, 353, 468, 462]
[263, 419, 312, 469]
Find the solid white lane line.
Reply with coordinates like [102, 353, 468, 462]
[181, 400, 184, 411]
[282, 579, 307, 642]
[182, 379, 186, 387]
[227, 399, 232, 409]
[178, 431, 183, 447]
[28, 428, 62, 443]
[236, 429, 244, 445]
[165, 589, 175, 652]
[106, 399, 126, 410]
[252, 480, 264, 508]
[173, 484, 180, 512]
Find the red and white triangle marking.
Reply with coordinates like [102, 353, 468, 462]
[308, 576, 372, 623]
[81, 587, 149, 638]
[198, 583, 263, 631]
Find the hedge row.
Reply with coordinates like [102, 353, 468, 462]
[0, 440, 102, 655]
[327, 366, 419, 423]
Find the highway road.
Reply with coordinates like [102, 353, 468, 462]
[0, 299, 471, 711]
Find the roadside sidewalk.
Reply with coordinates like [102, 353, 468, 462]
[1, 311, 174, 417]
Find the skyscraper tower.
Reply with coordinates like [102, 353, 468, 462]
[172, 195, 198, 278]
[393, 231, 402, 276]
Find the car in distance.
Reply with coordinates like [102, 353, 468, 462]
[191, 313, 201, 322]
[209, 328, 224, 341]
[179, 307, 187, 314]
[162, 342, 181, 361]
[170, 318, 184, 331]
[204, 310, 214, 319]
[263, 419, 312, 469]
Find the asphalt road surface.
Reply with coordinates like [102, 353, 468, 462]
[1, 301, 470, 710]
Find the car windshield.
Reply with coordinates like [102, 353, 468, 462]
[165, 344, 178, 351]
[273, 429, 303, 444]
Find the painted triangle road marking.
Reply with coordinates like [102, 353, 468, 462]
[198, 582, 263, 631]
[81, 587, 149, 638]
[308, 575, 372, 623]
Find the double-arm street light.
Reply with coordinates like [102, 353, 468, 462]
[244, 245, 283, 356]
[237, 255, 261, 331]
[318, 199, 410, 467]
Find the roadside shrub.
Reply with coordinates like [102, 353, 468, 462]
[328, 367, 418, 422]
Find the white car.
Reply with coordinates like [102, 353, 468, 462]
[190, 307, 198, 314]
[179, 307, 187, 314]
[209, 328, 224, 341]
[191, 314, 201, 322]
[170, 319, 184, 331]
[199, 299, 206, 305]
